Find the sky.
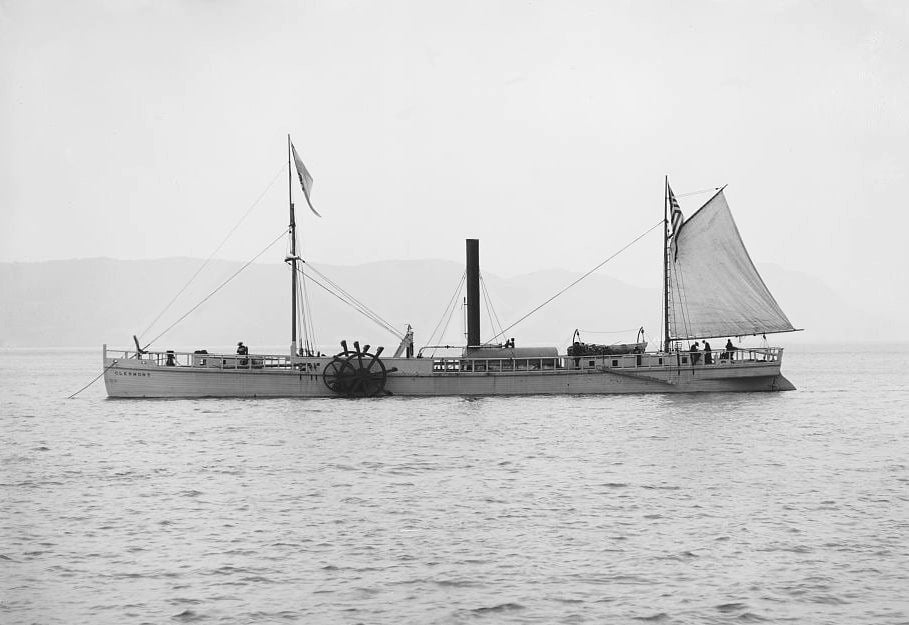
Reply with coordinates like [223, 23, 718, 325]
[2, 0, 908, 315]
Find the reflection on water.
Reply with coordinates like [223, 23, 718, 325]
[1, 347, 907, 624]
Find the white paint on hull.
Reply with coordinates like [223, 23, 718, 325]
[103, 353, 794, 398]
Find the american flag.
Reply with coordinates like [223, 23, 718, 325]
[668, 184, 684, 238]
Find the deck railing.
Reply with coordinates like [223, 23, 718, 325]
[431, 347, 782, 374]
[104, 346, 294, 370]
[104, 344, 781, 375]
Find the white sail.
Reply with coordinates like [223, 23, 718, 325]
[669, 189, 794, 340]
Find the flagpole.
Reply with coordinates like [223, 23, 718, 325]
[288, 134, 298, 355]
[663, 176, 670, 353]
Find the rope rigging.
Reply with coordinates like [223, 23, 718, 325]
[423, 272, 466, 355]
[677, 186, 721, 198]
[293, 264, 405, 342]
[434, 285, 464, 358]
[137, 161, 286, 341]
[301, 272, 317, 353]
[479, 274, 505, 343]
[483, 220, 664, 344]
[295, 264, 317, 355]
[67, 360, 120, 399]
[141, 229, 289, 349]
[670, 248, 695, 348]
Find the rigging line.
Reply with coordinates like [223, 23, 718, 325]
[677, 187, 720, 198]
[669, 261, 684, 347]
[293, 265, 402, 339]
[661, 233, 669, 351]
[424, 273, 466, 349]
[483, 220, 663, 344]
[142, 229, 288, 349]
[295, 266, 404, 341]
[675, 264, 691, 341]
[297, 276, 305, 353]
[655, 278, 666, 350]
[674, 265, 695, 348]
[301, 276, 400, 341]
[67, 360, 119, 399]
[479, 274, 505, 341]
[673, 258, 695, 343]
[301, 271, 317, 353]
[295, 269, 310, 354]
[432, 285, 463, 359]
[667, 238, 692, 347]
[293, 256, 316, 353]
[303, 262, 401, 338]
[434, 273, 466, 348]
[480, 281, 500, 343]
[305, 268, 389, 334]
[138, 161, 287, 340]
[302, 268, 403, 341]
[480, 279, 499, 344]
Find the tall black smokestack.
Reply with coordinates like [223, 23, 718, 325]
[466, 239, 480, 347]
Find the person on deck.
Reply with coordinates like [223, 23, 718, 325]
[703, 340, 713, 365]
[724, 339, 736, 361]
[689, 342, 701, 365]
[236, 341, 249, 367]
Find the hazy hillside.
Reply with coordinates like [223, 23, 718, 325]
[0, 257, 895, 349]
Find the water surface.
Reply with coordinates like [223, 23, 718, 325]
[1, 346, 907, 623]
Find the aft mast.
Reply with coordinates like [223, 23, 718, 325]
[663, 175, 671, 353]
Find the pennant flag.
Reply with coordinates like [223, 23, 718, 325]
[291, 142, 321, 217]
[668, 184, 684, 238]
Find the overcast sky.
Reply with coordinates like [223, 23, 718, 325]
[2, 0, 907, 313]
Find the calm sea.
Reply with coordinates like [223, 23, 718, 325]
[1, 346, 907, 624]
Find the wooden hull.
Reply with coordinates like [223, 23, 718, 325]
[103, 353, 795, 398]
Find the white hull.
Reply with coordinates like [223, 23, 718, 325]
[103, 348, 794, 398]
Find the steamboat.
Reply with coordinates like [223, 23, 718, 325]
[103, 139, 798, 398]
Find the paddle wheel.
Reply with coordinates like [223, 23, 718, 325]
[322, 340, 392, 397]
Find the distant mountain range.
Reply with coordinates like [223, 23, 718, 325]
[0, 257, 894, 349]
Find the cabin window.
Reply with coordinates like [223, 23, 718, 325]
[681, 357, 688, 364]
[636, 355, 642, 367]
[589, 360, 596, 367]
[658, 357, 663, 365]
[612, 359, 618, 367]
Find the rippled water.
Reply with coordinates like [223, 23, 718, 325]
[2, 346, 908, 624]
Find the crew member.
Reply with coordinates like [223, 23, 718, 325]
[689, 341, 701, 365]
